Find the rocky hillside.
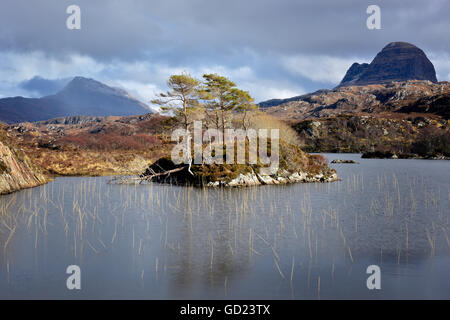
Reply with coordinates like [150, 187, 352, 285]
[264, 81, 450, 158]
[259, 41, 449, 158]
[5, 113, 170, 176]
[264, 80, 450, 120]
[260, 42, 440, 112]
[294, 114, 449, 158]
[339, 42, 437, 86]
[0, 127, 48, 194]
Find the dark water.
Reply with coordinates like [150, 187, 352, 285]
[0, 154, 449, 299]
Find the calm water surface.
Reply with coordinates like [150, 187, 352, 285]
[0, 154, 449, 299]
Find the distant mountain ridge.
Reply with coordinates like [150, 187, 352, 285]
[0, 77, 152, 124]
[19, 76, 72, 96]
[259, 89, 331, 108]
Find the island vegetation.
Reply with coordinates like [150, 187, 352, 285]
[131, 73, 338, 187]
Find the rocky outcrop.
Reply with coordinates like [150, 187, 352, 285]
[258, 42, 447, 159]
[260, 42, 441, 113]
[0, 138, 48, 194]
[135, 158, 338, 188]
[264, 81, 450, 120]
[339, 42, 437, 86]
[340, 63, 370, 85]
[210, 169, 338, 187]
[292, 114, 449, 158]
[38, 116, 105, 125]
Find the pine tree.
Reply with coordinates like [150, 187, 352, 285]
[151, 73, 202, 131]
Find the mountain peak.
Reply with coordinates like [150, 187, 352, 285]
[67, 76, 98, 86]
[339, 42, 437, 86]
[63, 76, 117, 94]
[69, 76, 106, 86]
[0, 76, 152, 123]
[384, 41, 417, 49]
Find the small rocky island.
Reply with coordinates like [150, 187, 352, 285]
[121, 73, 339, 188]
[331, 159, 359, 164]
[136, 143, 338, 188]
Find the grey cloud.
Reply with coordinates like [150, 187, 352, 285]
[0, 0, 448, 61]
[0, 0, 449, 101]
[19, 76, 72, 97]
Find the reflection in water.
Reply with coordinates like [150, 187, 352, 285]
[0, 154, 449, 299]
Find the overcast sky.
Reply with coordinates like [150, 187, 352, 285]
[0, 0, 449, 102]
